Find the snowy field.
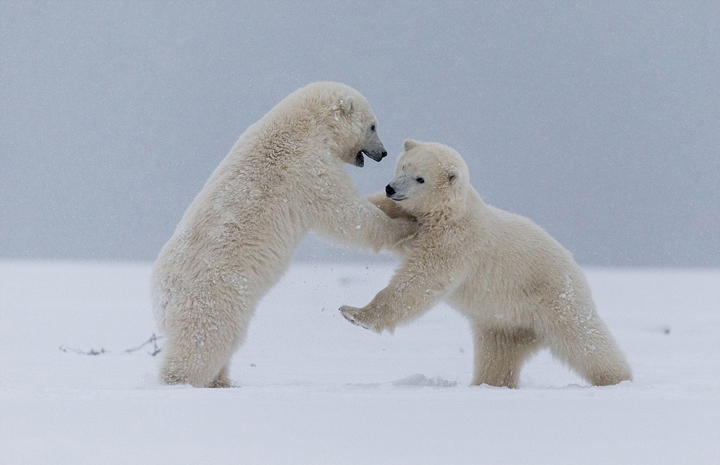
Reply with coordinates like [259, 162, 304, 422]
[1, 260, 719, 464]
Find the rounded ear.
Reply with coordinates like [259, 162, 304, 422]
[336, 96, 355, 116]
[403, 139, 421, 152]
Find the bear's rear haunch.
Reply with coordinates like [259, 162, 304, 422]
[341, 140, 632, 388]
[151, 82, 416, 387]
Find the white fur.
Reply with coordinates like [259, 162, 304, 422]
[341, 140, 632, 388]
[152, 82, 416, 387]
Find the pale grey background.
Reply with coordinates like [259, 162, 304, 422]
[1, 1, 718, 266]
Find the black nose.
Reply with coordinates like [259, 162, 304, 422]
[381, 151, 387, 158]
[385, 184, 395, 197]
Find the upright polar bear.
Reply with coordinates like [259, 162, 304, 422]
[152, 82, 416, 387]
[341, 140, 632, 387]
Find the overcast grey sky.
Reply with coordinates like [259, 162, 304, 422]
[1, 1, 718, 266]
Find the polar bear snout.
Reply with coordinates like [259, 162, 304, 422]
[361, 129, 387, 162]
[385, 178, 410, 201]
[363, 148, 388, 162]
[385, 183, 407, 201]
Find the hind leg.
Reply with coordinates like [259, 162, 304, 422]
[160, 329, 238, 388]
[547, 310, 632, 386]
[471, 325, 541, 388]
[160, 304, 248, 388]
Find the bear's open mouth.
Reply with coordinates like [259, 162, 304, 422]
[389, 195, 407, 201]
[354, 151, 365, 167]
[355, 150, 384, 167]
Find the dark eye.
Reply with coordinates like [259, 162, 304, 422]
[416, 177, 425, 184]
[370, 124, 376, 132]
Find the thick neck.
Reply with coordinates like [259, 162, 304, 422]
[417, 187, 488, 225]
[415, 191, 469, 224]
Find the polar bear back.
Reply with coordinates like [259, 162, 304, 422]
[448, 190, 593, 329]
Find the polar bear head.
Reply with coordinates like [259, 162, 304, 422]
[385, 140, 470, 215]
[291, 82, 387, 167]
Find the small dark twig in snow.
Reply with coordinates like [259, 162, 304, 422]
[124, 333, 163, 356]
[59, 333, 163, 356]
[59, 346, 106, 356]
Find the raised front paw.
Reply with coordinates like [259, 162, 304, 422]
[340, 305, 382, 333]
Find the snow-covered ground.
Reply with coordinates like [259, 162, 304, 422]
[1, 261, 718, 464]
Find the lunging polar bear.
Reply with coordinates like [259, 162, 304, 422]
[152, 82, 416, 387]
[341, 140, 632, 387]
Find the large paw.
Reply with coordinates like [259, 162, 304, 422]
[340, 305, 367, 328]
[208, 377, 236, 388]
[340, 305, 381, 333]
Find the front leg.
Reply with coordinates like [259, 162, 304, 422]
[367, 191, 415, 220]
[313, 190, 417, 252]
[340, 246, 464, 333]
[340, 284, 437, 334]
